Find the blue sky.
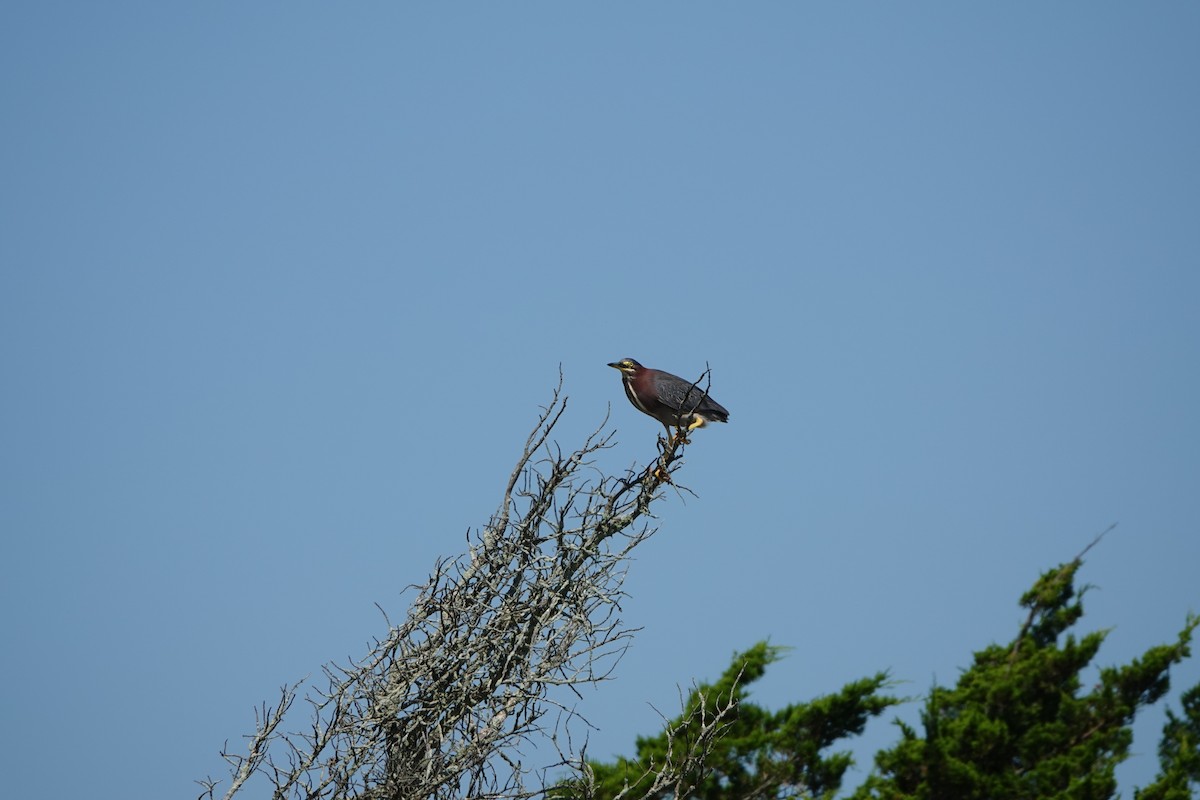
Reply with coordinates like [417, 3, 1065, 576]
[2, 4, 1198, 797]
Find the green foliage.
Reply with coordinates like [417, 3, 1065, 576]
[1136, 681, 1200, 800]
[568, 642, 900, 800]
[852, 557, 1198, 800]
[559, 550, 1194, 800]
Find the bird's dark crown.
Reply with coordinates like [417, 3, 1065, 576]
[607, 358, 644, 373]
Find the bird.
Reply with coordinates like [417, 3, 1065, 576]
[607, 358, 729, 443]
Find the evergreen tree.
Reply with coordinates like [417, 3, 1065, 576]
[574, 549, 1196, 800]
[1136, 681, 1200, 800]
[564, 642, 900, 799]
[852, 552, 1198, 800]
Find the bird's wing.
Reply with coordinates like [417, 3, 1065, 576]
[653, 371, 711, 412]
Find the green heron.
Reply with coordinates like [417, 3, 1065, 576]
[607, 358, 730, 442]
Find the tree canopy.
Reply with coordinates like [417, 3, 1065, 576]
[578, 548, 1197, 800]
[557, 643, 898, 799]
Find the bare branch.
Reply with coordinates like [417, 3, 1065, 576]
[553, 675, 743, 800]
[205, 381, 696, 799]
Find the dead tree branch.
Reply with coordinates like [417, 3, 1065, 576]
[200, 379, 700, 799]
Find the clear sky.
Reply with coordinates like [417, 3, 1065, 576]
[2, 4, 1198, 798]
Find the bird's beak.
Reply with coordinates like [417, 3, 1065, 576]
[607, 362, 621, 369]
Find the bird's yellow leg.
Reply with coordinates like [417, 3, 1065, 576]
[672, 417, 706, 446]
